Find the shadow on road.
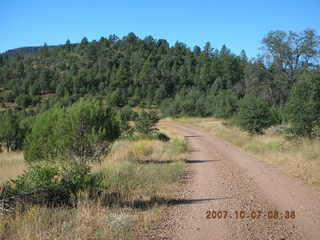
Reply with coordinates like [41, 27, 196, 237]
[185, 160, 221, 164]
[117, 196, 233, 210]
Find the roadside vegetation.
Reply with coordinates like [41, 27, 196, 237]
[0, 99, 187, 240]
[0, 138, 186, 240]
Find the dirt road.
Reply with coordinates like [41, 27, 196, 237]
[158, 122, 320, 240]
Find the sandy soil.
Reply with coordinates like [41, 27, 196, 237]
[155, 122, 320, 240]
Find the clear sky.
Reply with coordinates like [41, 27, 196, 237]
[1, 0, 320, 57]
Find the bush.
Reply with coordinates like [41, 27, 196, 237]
[270, 106, 286, 125]
[211, 90, 238, 118]
[3, 91, 16, 102]
[12, 164, 59, 193]
[286, 72, 320, 137]
[311, 120, 320, 139]
[236, 95, 274, 134]
[23, 107, 63, 161]
[16, 95, 33, 108]
[160, 89, 211, 117]
[116, 106, 138, 137]
[135, 110, 160, 135]
[0, 110, 29, 151]
[8, 161, 101, 196]
[24, 98, 121, 164]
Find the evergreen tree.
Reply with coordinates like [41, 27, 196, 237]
[287, 72, 320, 137]
[237, 95, 274, 134]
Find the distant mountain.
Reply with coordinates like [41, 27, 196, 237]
[2, 46, 57, 58]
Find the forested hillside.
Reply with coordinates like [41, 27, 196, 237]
[0, 30, 320, 137]
[0, 33, 247, 108]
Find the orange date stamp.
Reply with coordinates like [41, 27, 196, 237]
[205, 210, 296, 220]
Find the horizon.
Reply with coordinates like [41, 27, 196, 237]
[1, 0, 320, 57]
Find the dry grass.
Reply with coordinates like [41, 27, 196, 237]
[164, 117, 320, 189]
[0, 200, 165, 240]
[93, 139, 186, 201]
[0, 199, 141, 240]
[93, 138, 187, 169]
[0, 152, 26, 184]
[157, 123, 185, 141]
[1, 138, 187, 240]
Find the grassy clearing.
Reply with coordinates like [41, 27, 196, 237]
[0, 138, 187, 240]
[164, 117, 320, 189]
[0, 152, 26, 184]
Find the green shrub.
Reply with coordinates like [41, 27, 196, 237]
[160, 89, 211, 117]
[13, 164, 59, 193]
[116, 106, 137, 137]
[286, 72, 320, 137]
[23, 107, 63, 162]
[16, 95, 33, 108]
[270, 106, 285, 125]
[237, 95, 274, 134]
[8, 161, 100, 196]
[311, 120, 320, 139]
[0, 110, 28, 151]
[3, 91, 16, 102]
[24, 98, 121, 164]
[212, 90, 238, 118]
[135, 110, 160, 135]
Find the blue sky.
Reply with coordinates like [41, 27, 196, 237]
[1, 0, 320, 57]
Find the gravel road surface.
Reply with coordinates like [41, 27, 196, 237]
[157, 122, 320, 240]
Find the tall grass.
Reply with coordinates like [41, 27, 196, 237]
[0, 200, 138, 240]
[0, 138, 187, 240]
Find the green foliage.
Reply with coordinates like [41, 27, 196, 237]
[108, 89, 125, 107]
[3, 91, 16, 102]
[311, 120, 320, 139]
[135, 110, 160, 135]
[236, 95, 274, 134]
[57, 99, 120, 163]
[160, 90, 210, 117]
[23, 107, 62, 161]
[6, 161, 101, 196]
[116, 106, 138, 138]
[0, 111, 18, 151]
[270, 106, 286, 125]
[24, 99, 121, 163]
[13, 164, 59, 192]
[0, 30, 319, 136]
[0, 110, 30, 151]
[286, 72, 320, 137]
[16, 94, 33, 108]
[0, 32, 249, 114]
[55, 162, 102, 194]
[211, 90, 238, 118]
